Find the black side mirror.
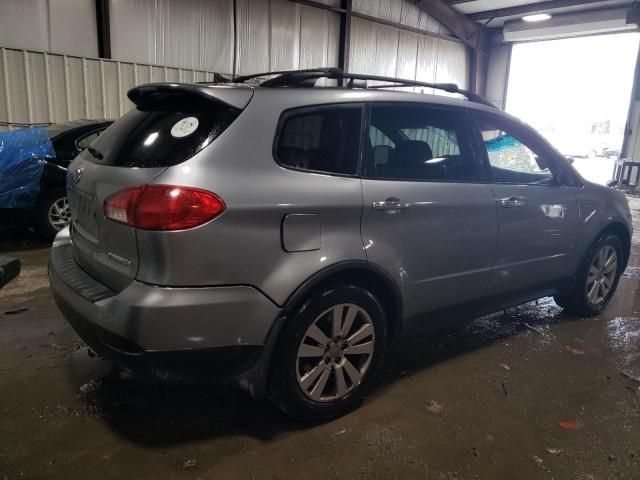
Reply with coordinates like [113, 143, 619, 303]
[0, 257, 20, 289]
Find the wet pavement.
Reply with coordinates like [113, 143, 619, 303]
[1, 200, 640, 479]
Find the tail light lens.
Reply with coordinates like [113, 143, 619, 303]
[104, 185, 226, 230]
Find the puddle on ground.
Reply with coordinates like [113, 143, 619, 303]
[607, 316, 640, 374]
[623, 265, 640, 279]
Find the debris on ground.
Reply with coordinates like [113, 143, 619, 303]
[499, 363, 511, 370]
[523, 322, 545, 335]
[3, 307, 29, 315]
[332, 429, 348, 436]
[620, 371, 640, 384]
[426, 400, 444, 414]
[183, 459, 197, 468]
[532, 455, 544, 467]
[79, 380, 100, 395]
[501, 383, 508, 396]
[545, 447, 563, 455]
[565, 346, 586, 355]
[559, 421, 581, 430]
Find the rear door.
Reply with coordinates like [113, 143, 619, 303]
[67, 85, 250, 291]
[360, 103, 498, 318]
[471, 111, 580, 296]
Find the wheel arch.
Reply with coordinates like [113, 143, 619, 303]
[600, 221, 631, 265]
[283, 261, 404, 337]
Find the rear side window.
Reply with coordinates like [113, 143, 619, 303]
[366, 104, 479, 182]
[87, 106, 239, 168]
[275, 105, 363, 175]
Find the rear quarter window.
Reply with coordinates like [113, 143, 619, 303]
[275, 104, 363, 176]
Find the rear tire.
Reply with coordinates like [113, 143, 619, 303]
[34, 190, 71, 240]
[268, 285, 388, 421]
[555, 234, 624, 316]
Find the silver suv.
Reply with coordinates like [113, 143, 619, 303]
[49, 69, 632, 420]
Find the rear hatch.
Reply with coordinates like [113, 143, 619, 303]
[67, 83, 252, 291]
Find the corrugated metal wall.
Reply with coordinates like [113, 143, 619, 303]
[0, 0, 470, 129]
[0, 0, 99, 58]
[109, 0, 340, 74]
[0, 47, 213, 130]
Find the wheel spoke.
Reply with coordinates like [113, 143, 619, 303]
[309, 367, 331, 400]
[603, 275, 613, 289]
[598, 282, 606, 301]
[334, 365, 348, 397]
[588, 281, 599, 303]
[341, 305, 358, 337]
[331, 304, 344, 339]
[306, 324, 330, 347]
[345, 340, 374, 356]
[300, 361, 327, 391]
[588, 266, 599, 281]
[603, 260, 617, 275]
[347, 323, 373, 345]
[298, 343, 325, 358]
[342, 358, 362, 385]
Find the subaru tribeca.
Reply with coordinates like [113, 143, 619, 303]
[49, 68, 632, 420]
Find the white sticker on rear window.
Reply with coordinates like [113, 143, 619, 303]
[170, 117, 199, 138]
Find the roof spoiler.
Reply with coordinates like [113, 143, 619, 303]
[127, 83, 253, 110]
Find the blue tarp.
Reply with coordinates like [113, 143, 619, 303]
[0, 127, 54, 209]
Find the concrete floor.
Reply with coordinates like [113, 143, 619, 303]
[1, 200, 640, 480]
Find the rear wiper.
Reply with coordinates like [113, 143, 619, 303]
[86, 146, 104, 160]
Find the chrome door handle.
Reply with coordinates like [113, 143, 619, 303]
[372, 199, 410, 210]
[498, 196, 526, 208]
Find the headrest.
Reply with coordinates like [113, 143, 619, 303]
[391, 140, 433, 166]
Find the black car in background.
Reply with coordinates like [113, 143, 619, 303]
[1, 119, 112, 239]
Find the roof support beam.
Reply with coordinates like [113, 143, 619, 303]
[470, 0, 609, 21]
[414, 0, 489, 51]
[414, 0, 490, 95]
[338, 0, 352, 72]
[95, 0, 111, 59]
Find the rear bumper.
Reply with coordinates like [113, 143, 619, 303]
[48, 229, 282, 385]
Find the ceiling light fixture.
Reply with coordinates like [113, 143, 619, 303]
[522, 13, 552, 22]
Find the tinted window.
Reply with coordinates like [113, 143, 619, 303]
[276, 105, 362, 175]
[367, 104, 479, 181]
[476, 113, 554, 185]
[76, 130, 102, 150]
[88, 105, 239, 168]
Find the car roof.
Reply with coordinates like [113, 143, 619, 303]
[243, 85, 499, 115]
[46, 119, 112, 139]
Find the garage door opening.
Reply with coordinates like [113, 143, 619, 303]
[506, 32, 640, 184]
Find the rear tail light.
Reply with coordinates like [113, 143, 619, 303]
[104, 185, 226, 231]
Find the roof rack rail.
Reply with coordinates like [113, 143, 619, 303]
[229, 67, 495, 108]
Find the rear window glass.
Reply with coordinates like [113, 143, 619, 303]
[87, 106, 239, 168]
[275, 105, 362, 175]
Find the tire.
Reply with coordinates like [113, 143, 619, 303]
[34, 190, 71, 240]
[268, 285, 388, 421]
[555, 234, 624, 317]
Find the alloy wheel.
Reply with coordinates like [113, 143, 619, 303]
[585, 245, 618, 305]
[296, 303, 375, 402]
[48, 197, 71, 231]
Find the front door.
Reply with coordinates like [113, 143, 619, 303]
[361, 103, 498, 319]
[472, 111, 580, 296]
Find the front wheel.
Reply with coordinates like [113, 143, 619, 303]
[555, 234, 624, 316]
[269, 285, 388, 421]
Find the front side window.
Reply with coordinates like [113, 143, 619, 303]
[275, 105, 362, 175]
[476, 113, 554, 185]
[366, 104, 479, 182]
